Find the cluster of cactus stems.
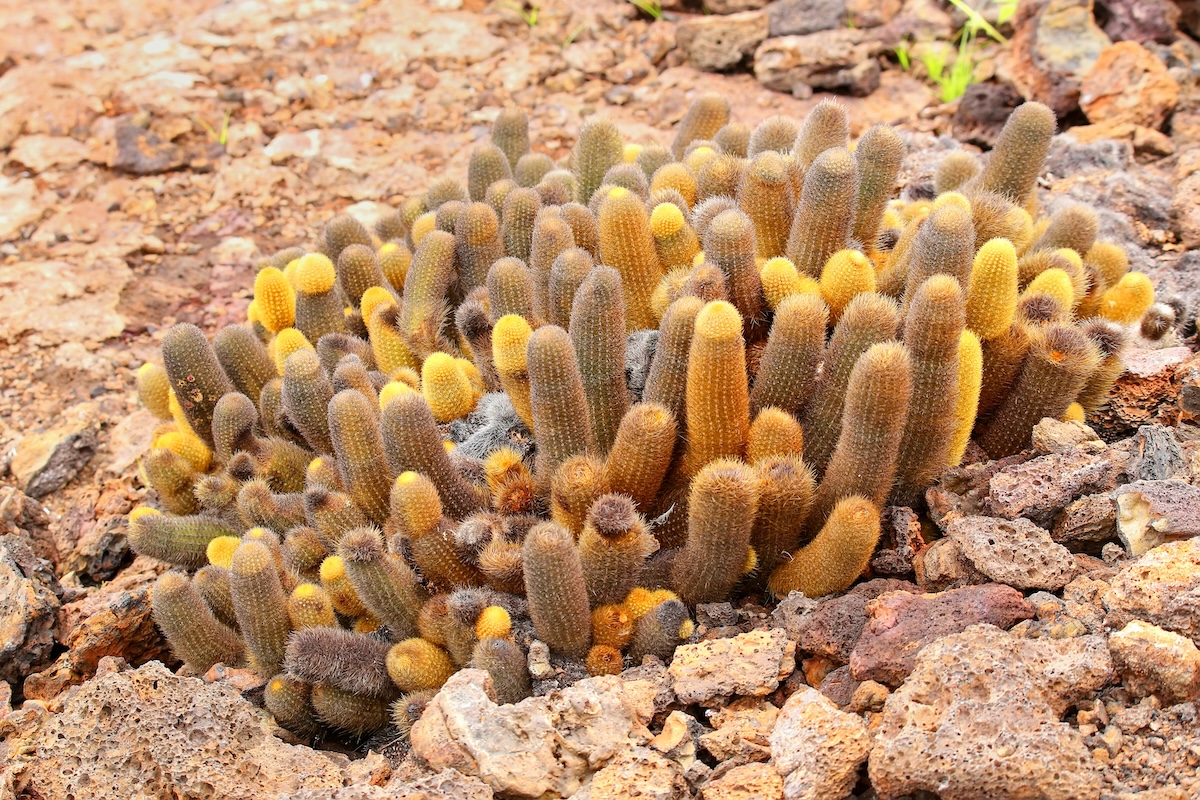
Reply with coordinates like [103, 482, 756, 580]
[134, 97, 1157, 742]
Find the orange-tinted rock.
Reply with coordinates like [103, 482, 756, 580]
[1080, 41, 1179, 129]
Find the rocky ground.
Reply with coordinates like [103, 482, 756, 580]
[2, 0, 1200, 798]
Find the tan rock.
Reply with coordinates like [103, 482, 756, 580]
[0, 259, 131, 347]
[1080, 41, 1178, 129]
[1104, 537, 1200, 645]
[669, 629, 795, 705]
[11, 661, 347, 799]
[868, 625, 1102, 800]
[410, 669, 656, 799]
[699, 762, 783, 800]
[575, 746, 688, 799]
[768, 687, 869, 800]
[1109, 620, 1200, 704]
[697, 698, 778, 762]
[10, 402, 100, 499]
[946, 516, 1078, 591]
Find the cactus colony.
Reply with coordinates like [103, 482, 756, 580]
[134, 97, 1157, 743]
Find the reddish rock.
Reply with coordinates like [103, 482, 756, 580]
[1097, 0, 1179, 45]
[793, 579, 919, 662]
[23, 558, 169, 702]
[1080, 41, 1178, 129]
[1093, 347, 1193, 437]
[849, 585, 1035, 686]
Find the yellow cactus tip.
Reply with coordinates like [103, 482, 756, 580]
[129, 506, 161, 522]
[411, 211, 437, 245]
[607, 186, 630, 201]
[268, 678, 285, 692]
[650, 203, 685, 238]
[932, 191, 971, 212]
[397, 471, 420, 486]
[443, 440, 456, 453]
[319, 555, 348, 582]
[678, 619, 695, 638]
[136, 363, 156, 378]
[293, 583, 320, 600]
[361, 285, 394, 320]
[206, 535, 241, 568]
[475, 605, 512, 639]
[743, 546, 758, 576]
[623, 143, 643, 163]
[294, 253, 337, 294]
[380, 242, 399, 255]
[245, 527, 271, 541]
[1063, 402, 1085, 422]
[379, 380, 415, 409]
[695, 300, 743, 340]
[1054, 247, 1083, 269]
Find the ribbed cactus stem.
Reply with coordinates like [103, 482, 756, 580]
[230, 539, 291, 678]
[569, 265, 630, 455]
[786, 148, 858, 278]
[161, 323, 235, 448]
[891, 275, 965, 506]
[379, 392, 484, 521]
[975, 325, 1100, 458]
[671, 459, 759, 605]
[852, 124, 905, 250]
[527, 325, 596, 484]
[328, 389, 392, 526]
[579, 494, 657, 607]
[809, 342, 912, 531]
[801, 293, 900, 474]
[768, 496, 881, 598]
[523, 522, 592, 658]
[152, 571, 244, 672]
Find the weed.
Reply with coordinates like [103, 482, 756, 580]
[195, 110, 233, 148]
[626, 0, 663, 20]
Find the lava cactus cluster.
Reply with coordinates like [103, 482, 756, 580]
[131, 96, 1158, 742]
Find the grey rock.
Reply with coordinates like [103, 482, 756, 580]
[951, 81, 1023, 148]
[947, 516, 1078, 591]
[1126, 424, 1187, 482]
[1052, 493, 1119, 550]
[754, 29, 884, 97]
[112, 124, 186, 175]
[766, 0, 845, 37]
[676, 11, 771, 72]
[0, 532, 61, 689]
[984, 446, 1130, 528]
[1114, 480, 1200, 556]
